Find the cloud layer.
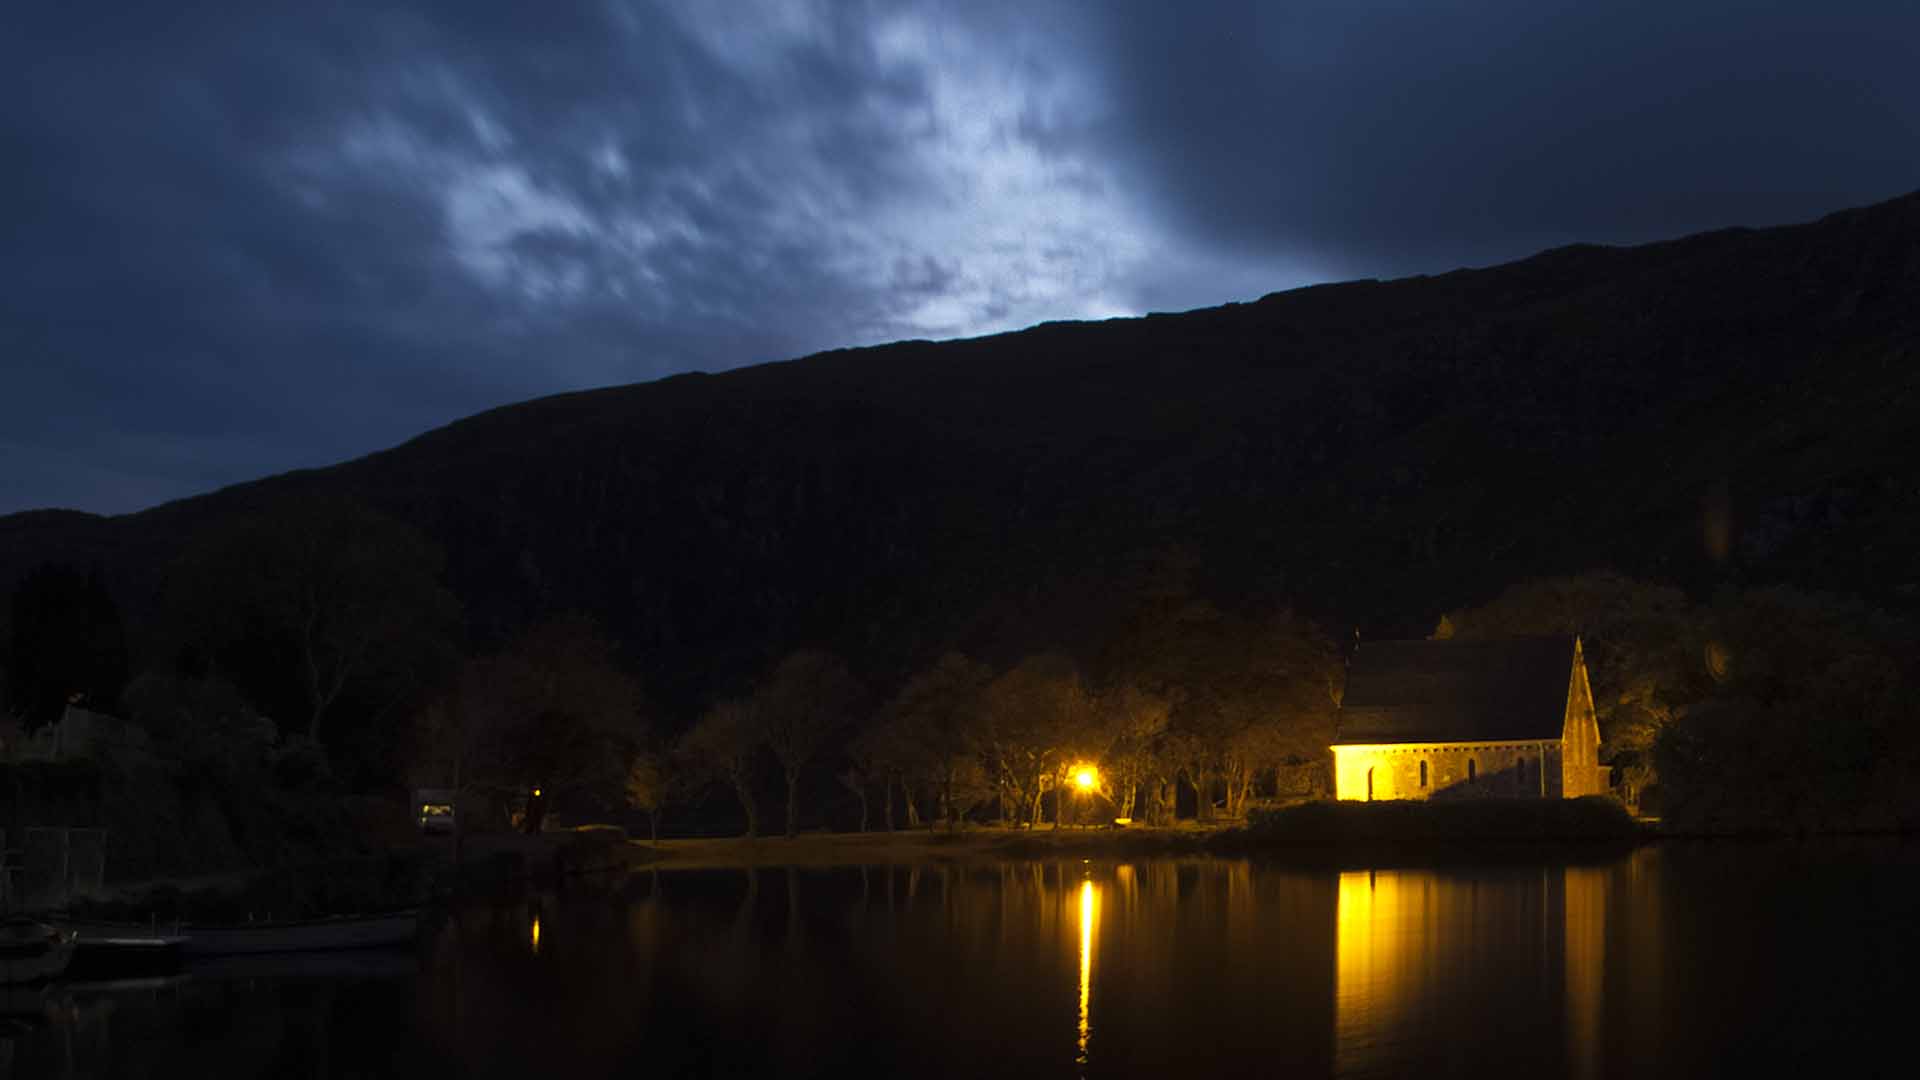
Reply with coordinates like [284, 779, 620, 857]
[5, 1, 1916, 513]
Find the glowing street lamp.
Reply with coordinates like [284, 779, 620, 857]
[1074, 766, 1098, 792]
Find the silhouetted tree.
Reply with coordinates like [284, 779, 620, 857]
[837, 766, 871, 832]
[425, 616, 645, 834]
[886, 652, 991, 831]
[171, 495, 459, 746]
[848, 721, 905, 830]
[680, 698, 763, 838]
[754, 650, 865, 839]
[1657, 588, 1919, 831]
[1097, 583, 1230, 819]
[120, 666, 276, 780]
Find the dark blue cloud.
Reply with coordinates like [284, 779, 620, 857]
[3, 1, 1916, 514]
[1082, 0, 1920, 277]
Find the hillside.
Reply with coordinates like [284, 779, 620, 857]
[6, 190, 1919, 715]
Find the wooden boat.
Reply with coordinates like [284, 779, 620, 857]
[175, 910, 419, 958]
[0, 918, 76, 984]
[53, 909, 418, 961]
[58, 923, 188, 979]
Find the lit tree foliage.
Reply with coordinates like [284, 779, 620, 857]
[1099, 584, 1338, 821]
[625, 750, 672, 844]
[983, 655, 1091, 828]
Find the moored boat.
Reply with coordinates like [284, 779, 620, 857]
[0, 918, 76, 984]
[176, 910, 419, 958]
[56, 923, 189, 979]
[185, 947, 419, 981]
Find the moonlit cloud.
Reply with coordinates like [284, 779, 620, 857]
[3, 1, 1917, 514]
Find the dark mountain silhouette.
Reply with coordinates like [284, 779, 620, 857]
[6, 190, 1919, 716]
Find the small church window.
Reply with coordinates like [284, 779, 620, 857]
[1419, 760, 1428, 788]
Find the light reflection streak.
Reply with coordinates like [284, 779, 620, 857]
[1077, 878, 1098, 1068]
[1565, 867, 1605, 1079]
[530, 914, 541, 955]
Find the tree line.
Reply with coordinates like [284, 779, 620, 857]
[436, 600, 1342, 842]
[0, 496, 1339, 845]
[5, 495, 1915, 847]
[662, 621, 1338, 841]
[1440, 571, 1920, 831]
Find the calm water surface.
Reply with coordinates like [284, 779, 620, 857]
[7, 842, 1918, 1077]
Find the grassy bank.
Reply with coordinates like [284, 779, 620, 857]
[624, 799, 1652, 870]
[1219, 796, 1652, 855]
[632, 824, 1219, 870]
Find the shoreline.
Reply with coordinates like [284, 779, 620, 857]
[623, 824, 1220, 871]
[81, 801, 1920, 912]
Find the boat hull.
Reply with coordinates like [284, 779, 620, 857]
[64, 934, 187, 979]
[177, 912, 419, 958]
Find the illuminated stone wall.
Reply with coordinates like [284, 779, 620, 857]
[1333, 742, 1564, 800]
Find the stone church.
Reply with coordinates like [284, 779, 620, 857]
[1331, 636, 1606, 801]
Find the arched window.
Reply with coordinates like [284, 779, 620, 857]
[1467, 758, 1477, 782]
[1419, 760, 1428, 788]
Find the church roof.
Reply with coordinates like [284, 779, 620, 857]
[1333, 636, 1577, 745]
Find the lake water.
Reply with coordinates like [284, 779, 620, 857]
[7, 841, 1919, 1077]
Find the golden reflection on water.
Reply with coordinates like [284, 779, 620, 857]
[1077, 877, 1099, 1068]
[1334, 868, 1426, 1063]
[1335, 866, 1608, 1077]
[1564, 867, 1605, 1080]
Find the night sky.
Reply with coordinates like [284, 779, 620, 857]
[7, 1, 1917, 516]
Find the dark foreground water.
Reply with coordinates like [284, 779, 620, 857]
[7, 841, 1919, 1078]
